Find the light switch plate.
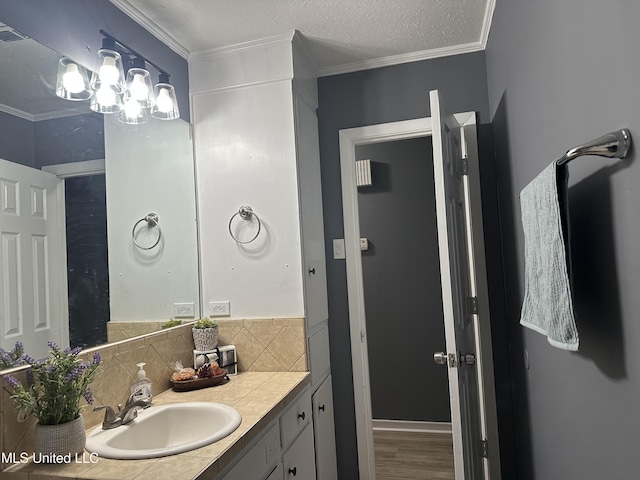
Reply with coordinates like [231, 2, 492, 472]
[333, 238, 346, 259]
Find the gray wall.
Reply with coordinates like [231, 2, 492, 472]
[34, 113, 104, 167]
[0, 0, 189, 122]
[0, 111, 35, 166]
[317, 51, 516, 478]
[356, 137, 450, 423]
[486, 1, 640, 479]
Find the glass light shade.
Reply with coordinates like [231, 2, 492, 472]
[123, 68, 154, 108]
[118, 97, 149, 124]
[90, 84, 123, 114]
[150, 83, 180, 120]
[55, 58, 91, 101]
[89, 48, 125, 94]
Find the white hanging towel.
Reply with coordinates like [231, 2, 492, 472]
[519, 161, 579, 351]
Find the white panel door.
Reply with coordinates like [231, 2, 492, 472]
[0, 159, 66, 360]
[430, 90, 484, 480]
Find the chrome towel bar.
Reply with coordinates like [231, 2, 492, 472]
[556, 129, 631, 165]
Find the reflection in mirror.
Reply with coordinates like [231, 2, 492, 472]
[0, 21, 199, 365]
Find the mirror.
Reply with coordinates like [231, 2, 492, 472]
[0, 21, 200, 364]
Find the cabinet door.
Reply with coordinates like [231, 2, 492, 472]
[266, 463, 284, 480]
[312, 376, 338, 480]
[282, 423, 317, 480]
[294, 96, 328, 331]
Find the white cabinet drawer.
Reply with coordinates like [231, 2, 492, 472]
[280, 387, 312, 450]
[282, 423, 316, 480]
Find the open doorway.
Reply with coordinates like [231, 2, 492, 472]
[356, 136, 454, 479]
[43, 159, 109, 349]
[339, 104, 501, 480]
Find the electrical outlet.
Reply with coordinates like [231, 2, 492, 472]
[208, 301, 230, 317]
[173, 302, 195, 318]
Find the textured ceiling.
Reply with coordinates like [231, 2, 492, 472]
[112, 0, 493, 75]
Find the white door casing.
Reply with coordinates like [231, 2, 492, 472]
[339, 98, 500, 479]
[0, 159, 67, 360]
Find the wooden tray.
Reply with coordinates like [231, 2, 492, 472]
[170, 369, 228, 391]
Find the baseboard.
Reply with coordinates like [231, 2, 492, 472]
[372, 419, 452, 434]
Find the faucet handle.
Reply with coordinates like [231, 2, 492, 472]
[94, 405, 120, 429]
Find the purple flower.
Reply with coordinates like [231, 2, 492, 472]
[83, 388, 94, 405]
[22, 354, 36, 365]
[68, 346, 82, 357]
[47, 341, 58, 351]
[4, 375, 20, 389]
[25, 368, 34, 386]
[92, 352, 101, 365]
[65, 367, 82, 382]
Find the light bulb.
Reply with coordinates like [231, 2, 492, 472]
[99, 56, 120, 85]
[129, 73, 149, 101]
[155, 88, 174, 113]
[95, 85, 117, 107]
[62, 63, 85, 93]
[123, 98, 142, 117]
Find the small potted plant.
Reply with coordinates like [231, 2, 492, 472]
[161, 318, 183, 329]
[192, 318, 219, 351]
[4, 342, 101, 458]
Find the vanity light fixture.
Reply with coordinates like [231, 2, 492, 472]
[118, 57, 153, 124]
[55, 57, 92, 101]
[89, 36, 126, 113]
[150, 73, 180, 120]
[56, 30, 180, 122]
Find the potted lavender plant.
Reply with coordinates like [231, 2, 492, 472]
[4, 342, 101, 458]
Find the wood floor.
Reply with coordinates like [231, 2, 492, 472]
[373, 430, 455, 480]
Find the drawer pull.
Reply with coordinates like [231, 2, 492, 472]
[289, 467, 298, 476]
[319, 404, 325, 412]
[297, 411, 306, 421]
[308, 267, 316, 275]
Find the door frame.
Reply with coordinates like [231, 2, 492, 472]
[338, 113, 500, 479]
[42, 159, 106, 349]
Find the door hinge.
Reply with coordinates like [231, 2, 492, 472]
[469, 296, 479, 315]
[482, 439, 489, 458]
[461, 157, 469, 176]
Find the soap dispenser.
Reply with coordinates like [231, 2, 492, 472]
[131, 362, 153, 404]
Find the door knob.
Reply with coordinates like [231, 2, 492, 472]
[433, 352, 448, 365]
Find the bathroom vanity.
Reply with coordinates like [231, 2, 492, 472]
[3, 371, 312, 479]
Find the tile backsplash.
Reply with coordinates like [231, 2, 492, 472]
[0, 317, 306, 470]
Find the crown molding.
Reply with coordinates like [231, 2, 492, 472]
[0, 103, 94, 122]
[189, 31, 296, 61]
[109, 0, 190, 59]
[480, 0, 496, 47]
[318, 41, 485, 77]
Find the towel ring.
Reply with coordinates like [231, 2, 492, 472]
[228, 205, 261, 244]
[132, 213, 161, 250]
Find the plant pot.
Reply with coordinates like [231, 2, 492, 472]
[192, 326, 219, 351]
[34, 416, 86, 459]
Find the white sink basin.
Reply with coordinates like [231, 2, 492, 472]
[85, 402, 242, 459]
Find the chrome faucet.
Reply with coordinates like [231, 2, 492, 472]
[94, 389, 151, 429]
